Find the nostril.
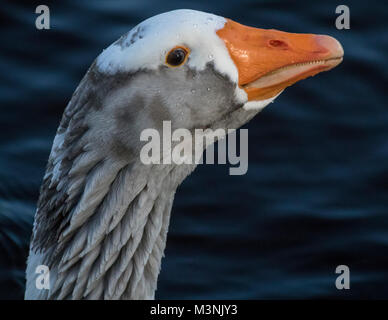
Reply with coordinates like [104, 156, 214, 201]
[268, 39, 288, 49]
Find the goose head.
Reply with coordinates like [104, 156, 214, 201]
[25, 9, 343, 300]
[95, 9, 343, 142]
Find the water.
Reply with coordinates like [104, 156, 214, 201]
[1, 0, 387, 299]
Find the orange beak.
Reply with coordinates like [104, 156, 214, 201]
[217, 19, 344, 101]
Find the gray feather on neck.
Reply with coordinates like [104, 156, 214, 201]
[27, 59, 261, 300]
[28, 64, 195, 299]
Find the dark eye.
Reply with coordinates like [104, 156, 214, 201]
[166, 47, 189, 67]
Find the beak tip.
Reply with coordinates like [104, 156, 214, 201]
[315, 35, 344, 58]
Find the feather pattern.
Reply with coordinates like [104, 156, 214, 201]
[26, 68, 195, 298]
[25, 9, 270, 298]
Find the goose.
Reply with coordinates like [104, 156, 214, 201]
[25, 9, 343, 300]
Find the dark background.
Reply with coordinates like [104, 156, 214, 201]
[0, 0, 387, 299]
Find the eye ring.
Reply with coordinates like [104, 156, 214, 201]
[165, 46, 190, 67]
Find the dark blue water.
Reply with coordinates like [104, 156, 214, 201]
[1, 0, 387, 299]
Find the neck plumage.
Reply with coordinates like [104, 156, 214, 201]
[28, 154, 195, 299]
[25, 67, 198, 299]
[26, 63, 263, 300]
